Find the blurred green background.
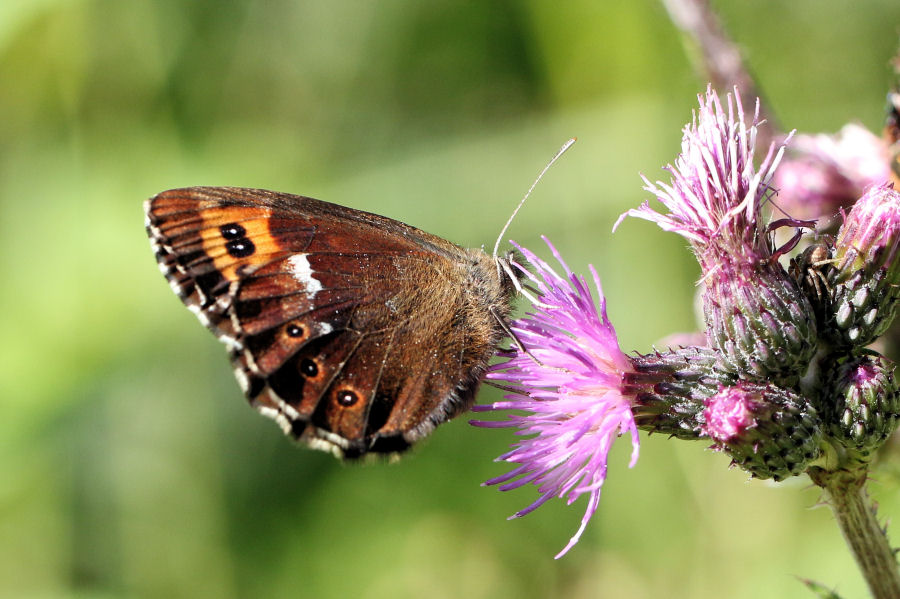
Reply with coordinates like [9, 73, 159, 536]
[4, 1, 900, 597]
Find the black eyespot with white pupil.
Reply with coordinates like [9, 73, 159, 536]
[299, 358, 318, 377]
[220, 223, 247, 239]
[336, 390, 358, 407]
[286, 323, 305, 338]
[220, 222, 256, 258]
[225, 238, 256, 258]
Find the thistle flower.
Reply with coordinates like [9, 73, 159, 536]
[471, 237, 637, 559]
[617, 85, 783, 267]
[617, 86, 817, 382]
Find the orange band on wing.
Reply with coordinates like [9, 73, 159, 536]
[198, 207, 287, 282]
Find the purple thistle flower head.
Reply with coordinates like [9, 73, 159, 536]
[471, 237, 637, 559]
[616, 85, 787, 268]
[616, 85, 818, 382]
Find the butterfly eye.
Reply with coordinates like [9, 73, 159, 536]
[286, 323, 306, 338]
[336, 389, 359, 407]
[299, 358, 318, 378]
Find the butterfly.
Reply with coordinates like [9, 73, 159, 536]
[145, 187, 519, 458]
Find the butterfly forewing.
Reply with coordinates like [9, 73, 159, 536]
[145, 186, 515, 458]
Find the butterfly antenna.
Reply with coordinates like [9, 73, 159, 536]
[492, 137, 577, 260]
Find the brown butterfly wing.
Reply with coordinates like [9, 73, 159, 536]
[145, 186, 515, 457]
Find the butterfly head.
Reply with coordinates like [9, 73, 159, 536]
[493, 247, 529, 303]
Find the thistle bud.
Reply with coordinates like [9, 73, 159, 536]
[820, 354, 900, 457]
[826, 184, 900, 347]
[704, 260, 817, 384]
[702, 383, 823, 481]
[627, 346, 723, 439]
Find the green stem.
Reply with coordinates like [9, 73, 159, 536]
[809, 467, 900, 599]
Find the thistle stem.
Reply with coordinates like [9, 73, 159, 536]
[809, 467, 900, 599]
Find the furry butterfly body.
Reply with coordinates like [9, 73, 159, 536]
[145, 187, 516, 458]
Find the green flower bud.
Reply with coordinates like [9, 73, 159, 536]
[702, 382, 823, 481]
[820, 353, 900, 458]
[705, 260, 817, 384]
[826, 184, 900, 347]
